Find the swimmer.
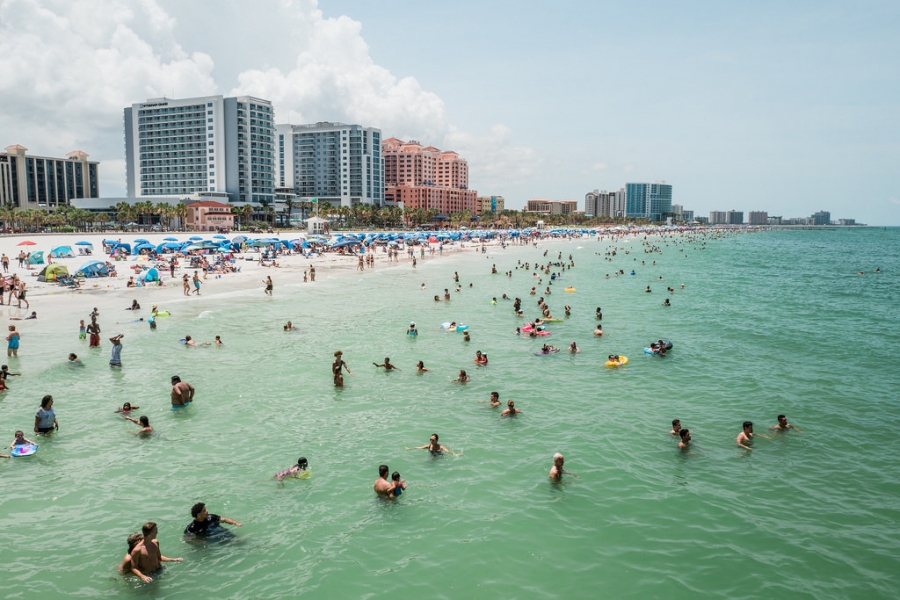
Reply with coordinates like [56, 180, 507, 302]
[284, 321, 295, 331]
[374, 464, 395, 498]
[10, 430, 36, 448]
[182, 335, 211, 347]
[549, 453, 576, 481]
[645, 286, 651, 293]
[678, 429, 693, 454]
[670, 419, 682, 436]
[373, 357, 401, 371]
[489, 391, 501, 407]
[332, 350, 352, 387]
[568, 341, 580, 353]
[421, 283, 426, 290]
[117, 532, 144, 576]
[769, 414, 802, 433]
[67, 353, 83, 366]
[736, 421, 772, 450]
[593, 325, 603, 336]
[663, 298, 671, 307]
[564, 305, 571, 316]
[130, 522, 182, 582]
[10, 311, 37, 320]
[416, 360, 429, 373]
[125, 415, 153, 435]
[116, 402, 140, 414]
[407, 322, 418, 336]
[500, 400, 521, 416]
[474, 350, 488, 365]
[275, 457, 309, 481]
[463, 331, 470, 342]
[409, 433, 455, 456]
[434, 295, 441, 302]
[452, 369, 470, 383]
[214, 336, 222, 346]
[391, 471, 407, 496]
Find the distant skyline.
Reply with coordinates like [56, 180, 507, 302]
[1, 0, 898, 224]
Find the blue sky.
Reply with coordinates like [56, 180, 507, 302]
[1, 0, 897, 224]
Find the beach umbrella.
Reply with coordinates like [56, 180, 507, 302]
[212, 234, 226, 239]
[189, 236, 203, 241]
[134, 238, 150, 244]
[17, 240, 36, 246]
[163, 237, 178, 241]
[231, 235, 247, 244]
[183, 244, 204, 252]
[75, 241, 93, 246]
[133, 243, 156, 252]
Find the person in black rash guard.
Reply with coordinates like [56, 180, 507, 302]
[184, 502, 242, 539]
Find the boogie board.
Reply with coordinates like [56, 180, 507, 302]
[11, 444, 37, 457]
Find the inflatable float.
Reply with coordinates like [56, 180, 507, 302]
[542, 318, 563, 323]
[11, 443, 38, 457]
[152, 311, 171, 317]
[440, 323, 469, 332]
[605, 356, 628, 368]
[564, 287, 576, 293]
[534, 348, 560, 355]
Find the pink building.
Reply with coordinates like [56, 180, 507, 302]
[184, 201, 235, 231]
[383, 138, 476, 215]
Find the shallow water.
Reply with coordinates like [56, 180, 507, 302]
[1, 228, 898, 598]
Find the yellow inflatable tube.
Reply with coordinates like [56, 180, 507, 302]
[605, 356, 628, 368]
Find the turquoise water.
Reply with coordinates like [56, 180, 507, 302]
[1, 228, 898, 598]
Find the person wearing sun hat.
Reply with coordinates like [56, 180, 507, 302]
[407, 322, 418, 336]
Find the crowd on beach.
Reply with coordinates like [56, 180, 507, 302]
[0, 227, 812, 586]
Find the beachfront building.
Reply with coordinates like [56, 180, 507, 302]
[727, 210, 744, 225]
[276, 122, 383, 208]
[709, 211, 728, 225]
[525, 199, 578, 215]
[383, 138, 477, 215]
[585, 188, 626, 219]
[811, 210, 831, 225]
[124, 95, 276, 205]
[625, 182, 672, 222]
[671, 204, 694, 223]
[0, 145, 99, 210]
[476, 195, 505, 214]
[748, 211, 768, 225]
[184, 200, 235, 231]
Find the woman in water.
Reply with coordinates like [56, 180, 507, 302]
[275, 457, 309, 481]
[34, 395, 58, 435]
[118, 532, 144, 575]
[452, 370, 470, 383]
[332, 350, 352, 387]
[125, 415, 153, 435]
[409, 433, 455, 456]
[568, 341, 580, 354]
[407, 322, 418, 336]
[68, 353, 84, 366]
[416, 361, 429, 373]
[115, 402, 139, 414]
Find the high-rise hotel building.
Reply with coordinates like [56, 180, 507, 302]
[124, 95, 275, 204]
[382, 138, 476, 214]
[625, 182, 673, 222]
[276, 122, 383, 207]
[0, 145, 99, 209]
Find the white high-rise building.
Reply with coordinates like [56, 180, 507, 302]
[124, 95, 276, 204]
[585, 188, 626, 218]
[276, 122, 383, 207]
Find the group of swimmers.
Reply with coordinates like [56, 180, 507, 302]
[670, 416, 801, 454]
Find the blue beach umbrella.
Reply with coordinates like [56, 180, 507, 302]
[75, 241, 93, 246]
[134, 238, 150, 244]
[163, 236, 178, 241]
[189, 236, 203, 241]
[213, 234, 226, 239]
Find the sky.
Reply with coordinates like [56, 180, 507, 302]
[1, 0, 898, 224]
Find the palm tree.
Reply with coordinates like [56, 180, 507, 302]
[96, 212, 109, 231]
[173, 203, 189, 231]
[155, 202, 174, 230]
[240, 204, 253, 229]
[283, 198, 297, 229]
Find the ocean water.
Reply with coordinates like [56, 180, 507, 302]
[0, 228, 898, 599]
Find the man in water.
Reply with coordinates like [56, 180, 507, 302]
[129, 522, 182, 583]
[549, 453, 574, 481]
[374, 464, 394, 498]
[678, 429, 692, 454]
[184, 502, 242, 539]
[670, 419, 682, 436]
[736, 421, 771, 450]
[769, 415, 802, 433]
[170, 376, 194, 408]
[489, 391, 501, 408]
[109, 334, 124, 367]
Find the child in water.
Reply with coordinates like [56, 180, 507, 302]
[391, 471, 407, 496]
[10, 430, 36, 448]
[276, 457, 309, 481]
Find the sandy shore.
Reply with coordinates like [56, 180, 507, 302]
[0, 230, 505, 335]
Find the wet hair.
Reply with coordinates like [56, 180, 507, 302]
[191, 502, 206, 518]
[171, 375, 181, 383]
[126, 532, 144, 552]
[391, 471, 401, 482]
[680, 429, 690, 440]
[297, 457, 308, 469]
[15, 430, 23, 437]
[334, 350, 342, 357]
[490, 391, 499, 399]
[379, 464, 389, 477]
[743, 421, 753, 429]
[417, 361, 424, 368]
[69, 353, 77, 360]
[142, 522, 157, 537]
[185, 335, 192, 341]
[672, 419, 681, 427]
[431, 433, 439, 441]
[507, 400, 515, 407]
[41, 395, 53, 409]
[139, 416, 150, 427]
[123, 402, 132, 410]
[777, 414, 786, 421]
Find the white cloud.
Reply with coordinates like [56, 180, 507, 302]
[0, 0, 215, 156]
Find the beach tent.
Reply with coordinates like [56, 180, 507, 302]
[77, 260, 109, 278]
[133, 243, 156, 253]
[49, 246, 75, 258]
[111, 243, 131, 255]
[28, 251, 44, 265]
[37, 264, 69, 282]
[138, 268, 159, 283]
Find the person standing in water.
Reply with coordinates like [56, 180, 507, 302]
[109, 334, 124, 367]
[332, 350, 352, 387]
[129, 522, 182, 583]
[549, 453, 575, 481]
[170, 376, 194, 408]
[736, 421, 772, 450]
[263, 276, 273, 296]
[769, 415, 802, 433]
[374, 464, 394, 498]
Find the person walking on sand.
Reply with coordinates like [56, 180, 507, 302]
[16, 281, 28, 309]
[109, 334, 124, 367]
[182, 274, 190, 296]
[263, 275, 273, 296]
[192, 271, 201, 295]
[6, 325, 20, 357]
[1, 253, 8, 273]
